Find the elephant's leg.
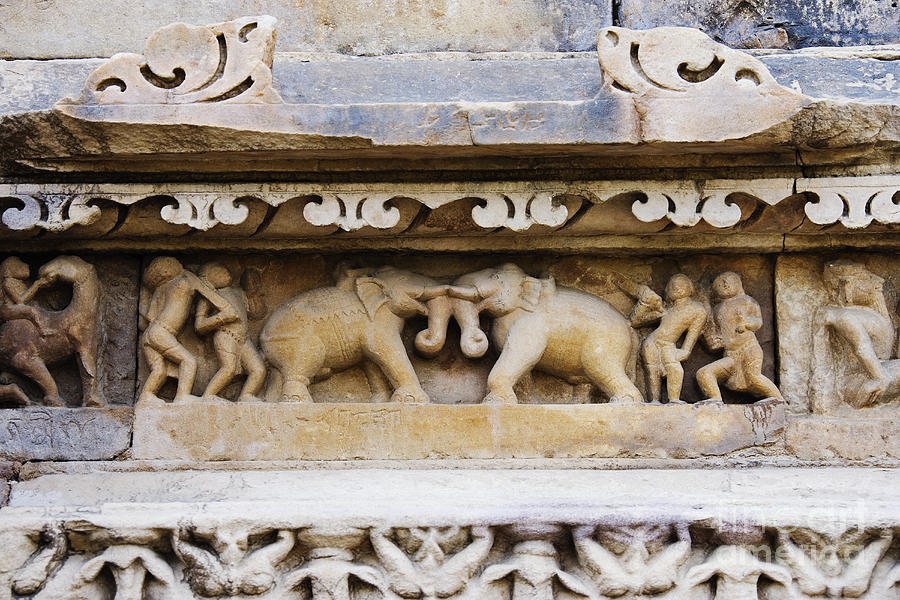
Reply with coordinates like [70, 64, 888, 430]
[362, 360, 391, 403]
[237, 342, 266, 402]
[367, 330, 428, 404]
[484, 327, 546, 405]
[583, 341, 642, 404]
[274, 337, 324, 403]
[12, 353, 63, 407]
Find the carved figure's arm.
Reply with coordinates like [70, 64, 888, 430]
[2, 279, 28, 305]
[741, 299, 763, 333]
[435, 526, 494, 597]
[678, 310, 709, 359]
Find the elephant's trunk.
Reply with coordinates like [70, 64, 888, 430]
[415, 295, 452, 357]
[452, 298, 490, 358]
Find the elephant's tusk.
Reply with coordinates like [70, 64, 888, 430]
[447, 285, 480, 302]
[418, 284, 450, 301]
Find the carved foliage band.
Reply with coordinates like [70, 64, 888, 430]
[4, 177, 898, 234]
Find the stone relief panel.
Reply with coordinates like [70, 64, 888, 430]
[0, 254, 139, 408]
[7, 521, 900, 600]
[776, 254, 900, 416]
[136, 253, 777, 408]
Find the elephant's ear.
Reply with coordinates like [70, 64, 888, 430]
[520, 277, 542, 311]
[356, 277, 388, 319]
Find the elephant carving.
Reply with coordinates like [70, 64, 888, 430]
[260, 265, 449, 403]
[447, 263, 642, 404]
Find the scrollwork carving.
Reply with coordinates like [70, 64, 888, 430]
[471, 192, 569, 231]
[801, 176, 900, 229]
[0, 194, 101, 232]
[303, 193, 402, 231]
[160, 194, 252, 230]
[68, 16, 282, 105]
[11, 522, 67, 596]
[483, 540, 591, 600]
[79, 545, 175, 600]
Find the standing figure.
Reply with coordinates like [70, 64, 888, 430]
[641, 274, 708, 403]
[0, 257, 33, 405]
[139, 257, 232, 403]
[194, 263, 266, 402]
[696, 272, 782, 403]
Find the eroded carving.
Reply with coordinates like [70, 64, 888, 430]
[483, 540, 591, 600]
[573, 524, 690, 597]
[0, 256, 105, 407]
[371, 526, 492, 599]
[172, 526, 294, 596]
[260, 265, 449, 404]
[287, 527, 384, 600]
[79, 545, 175, 600]
[11, 523, 67, 596]
[811, 261, 900, 413]
[447, 263, 642, 404]
[696, 272, 782, 403]
[69, 16, 282, 105]
[777, 528, 893, 598]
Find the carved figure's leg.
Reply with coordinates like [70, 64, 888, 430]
[825, 309, 890, 382]
[0, 383, 29, 406]
[140, 345, 168, 402]
[203, 332, 241, 399]
[12, 353, 63, 406]
[362, 360, 392, 403]
[745, 373, 783, 402]
[238, 341, 266, 402]
[661, 344, 685, 403]
[642, 339, 662, 403]
[696, 357, 734, 403]
[484, 325, 546, 405]
[161, 344, 197, 403]
[367, 327, 429, 404]
[78, 334, 105, 407]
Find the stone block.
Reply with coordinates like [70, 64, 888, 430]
[786, 416, 900, 460]
[132, 399, 784, 460]
[0, 0, 612, 59]
[0, 407, 132, 461]
[619, 0, 900, 49]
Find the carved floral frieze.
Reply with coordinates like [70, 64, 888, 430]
[3, 176, 898, 234]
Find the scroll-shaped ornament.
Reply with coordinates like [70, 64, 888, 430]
[70, 15, 282, 105]
[629, 179, 792, 227]
[159, 194, 251, 230]
[800, 176, 900, 229]
[471, 192, 569, 231]
[597, 27, 807, 141]
[303, 193, 401, 231]
[1, 194, 101, 232]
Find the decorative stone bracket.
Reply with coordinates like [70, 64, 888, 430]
[2, 176, 897, 234]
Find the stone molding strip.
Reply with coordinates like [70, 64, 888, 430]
[1, 176, 896, 234]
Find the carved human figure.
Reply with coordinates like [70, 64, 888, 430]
[172, 526, 294, 596]
[287, 526, 384, 600]
[139, 256, 233, 403]
[0, 257, 33, 405]
[79, 545, 174, 600]
[573, 523, 691, 597]
[371, 526, 493, 599]
[811, 261, 900, 412]
[696, 272, 782, 403]
[446, 263, 642, 404]
[11, 522, 68, 596]
[685, 527, 791, 600]
[0, 256, 104, 407]
[482, 540, 591, 600]
[194, 263, 267, 401]
[640, 274, 708, 403]
[260, 265, 450, 403]
[776, 528, 893, 598]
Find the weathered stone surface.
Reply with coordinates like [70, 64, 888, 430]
[619, 0, 900, 49]
[0, 407, 132, 461]
[0, 0, 611, 59]
[786, 416, 900, 460]
[132, 400, 783, 460]
[776, 254, 900, 414]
